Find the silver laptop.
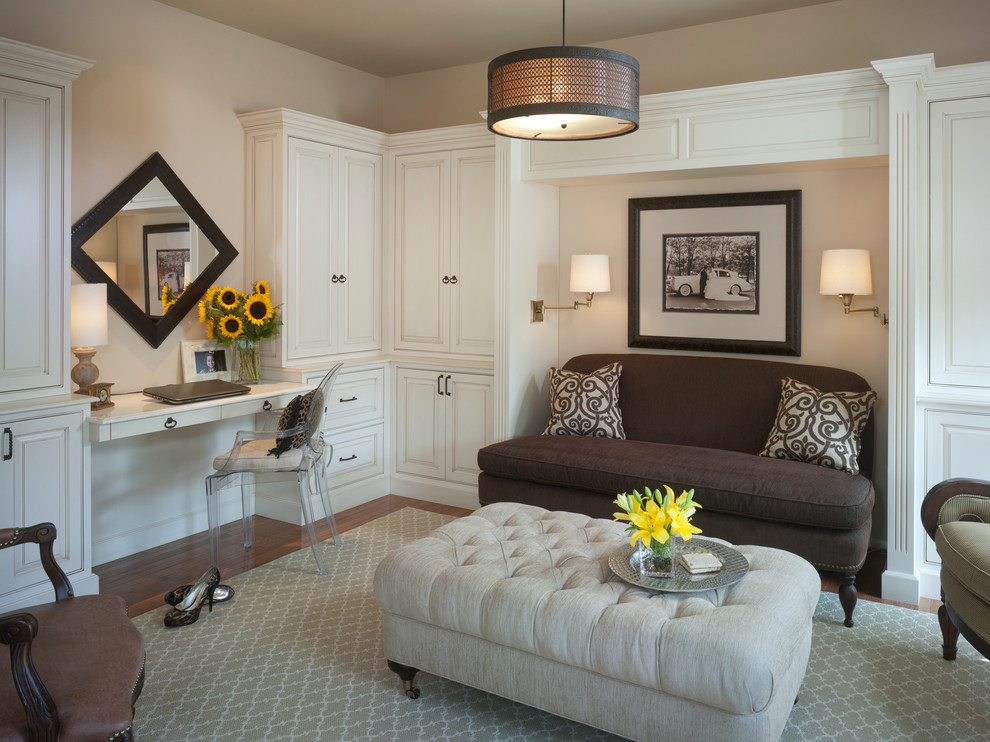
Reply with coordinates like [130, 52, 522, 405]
[142, 379, 251, 405]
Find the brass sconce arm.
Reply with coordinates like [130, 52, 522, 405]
[531, 292, 596, 322]
[837, 293, 889, 325]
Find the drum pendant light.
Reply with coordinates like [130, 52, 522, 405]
[487, 1, 640, 141]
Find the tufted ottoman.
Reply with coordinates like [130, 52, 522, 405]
[373, 503, 820, 742]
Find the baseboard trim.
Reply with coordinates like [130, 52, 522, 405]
[882, 567, 921, 606]
[389, 474, 480, 510]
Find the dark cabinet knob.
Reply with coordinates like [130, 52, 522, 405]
[449, 275, 458, 284]
[442, 275, 450, 284]
[331, 274, 340, 283]
[262, 400, 273, 411]
[164, 417, 177, 429]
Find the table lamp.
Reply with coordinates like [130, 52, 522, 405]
[70, 283, 109, 393]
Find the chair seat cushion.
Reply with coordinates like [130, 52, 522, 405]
[214, 439, 305, 472]
[936, 520, 990, 643]
[0, 594, 145, 742]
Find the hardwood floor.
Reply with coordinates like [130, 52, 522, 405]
[95, 495, 939, 618]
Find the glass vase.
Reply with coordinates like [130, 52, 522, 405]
[636, 537, 676, 579]
[233, 337, 261, 384]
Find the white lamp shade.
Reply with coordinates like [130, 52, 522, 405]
[570, 254, 611, 293]
[819, 249, 873, 296]
[95, 260, 118, 283]
[70, 283, 108, 348]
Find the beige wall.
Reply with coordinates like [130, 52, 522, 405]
[384, 0, 990, 132]
[1, 0, 384, 392]
[556, 163, 890, 537]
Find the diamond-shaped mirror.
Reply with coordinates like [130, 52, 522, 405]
[71, 153, 238, 348]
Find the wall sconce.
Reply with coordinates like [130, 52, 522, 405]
[819, 249, 888, 326]
[532, 254, 611, 322]
[70, 283, 109, 392]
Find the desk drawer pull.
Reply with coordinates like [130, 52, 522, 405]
[164, 417, 178, 430]
[339, 396, 358, 403]
[263, 400, 273, 411]
[339, 454, 358, 462]
[2, 427, 11, 461]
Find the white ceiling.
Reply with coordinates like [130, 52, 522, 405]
[153, 0, 838, 78]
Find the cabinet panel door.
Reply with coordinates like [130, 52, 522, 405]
[445, 372, 493, 485]
[0, 77, 64, 396]
[0, 412, 83, 594]
[450, 149, 495, 357]
[394, 153, 449, 351]
[930, 96, 990, 386]
[287, 138, 336, 360]
[339, 149, 382, 352]
[395, 368, 444, 479]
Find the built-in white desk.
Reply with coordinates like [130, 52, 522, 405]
[87, 381, 311, 442]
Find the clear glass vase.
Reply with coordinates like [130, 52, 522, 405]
[232, 337, 261, 384]
[635, 537, 676, 579]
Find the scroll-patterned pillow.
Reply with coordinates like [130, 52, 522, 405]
[759, 377, 876, 475]
[268, 390, 314, 458]
[542, 362, 625, 438]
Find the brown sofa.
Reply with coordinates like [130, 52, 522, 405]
[478, 353, 877, 627]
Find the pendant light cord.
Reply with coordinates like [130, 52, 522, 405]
[561, 0, 566, 45]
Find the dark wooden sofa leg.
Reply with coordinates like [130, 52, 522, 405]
[938, 604, 959, 660]
[387, 659, 421, 699]
[838, 573, 857, 627]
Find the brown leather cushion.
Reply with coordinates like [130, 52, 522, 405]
[477, 434, 875, 531]
[0, 594, 145, 742]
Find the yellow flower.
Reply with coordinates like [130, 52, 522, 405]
[627, 498, 671, 549]
[162, 299, 174, 313]
[217, 287, 239, 310]
[253, 279, 270, 296]
[243, 294, 274, 326]
[198, 300, 208, 323]
[161, 285, 169, 302]
[219, 314, 243, 339]
[206, 321, 214, 340]
[204, 285, 218, 304]
[613, 485, 702, 547]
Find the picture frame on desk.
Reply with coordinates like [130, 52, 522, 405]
[181, 340, 230, 382]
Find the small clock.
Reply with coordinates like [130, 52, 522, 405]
[85, 382, 115, 410]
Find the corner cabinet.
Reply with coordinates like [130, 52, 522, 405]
[240, 109, 387, 367]
[0, 38, 91, 401]
[395, 366, 493, 485]
[392, 144, 495, 357]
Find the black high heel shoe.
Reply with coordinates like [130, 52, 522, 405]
[164, 581, 234, 606]
[164, 567, 222, 628]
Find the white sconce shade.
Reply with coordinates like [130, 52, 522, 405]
[819, 249, 873, 296]
[570, 254, 611, 293]
[70, 283, 109, 348]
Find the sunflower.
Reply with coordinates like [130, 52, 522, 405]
[162, 299, 174, 313]
[219, 314, 243, 339]
[244, 293, 274, 325]
[204, 285, 219, 305]
[217, 287, 239, 310]
[198, 300, 208, 323]
[253, 279, 270, 296]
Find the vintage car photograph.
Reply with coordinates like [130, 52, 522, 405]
[663, 233, 759, 314]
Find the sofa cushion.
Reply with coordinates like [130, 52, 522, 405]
[759, 378, 876, 475]
[937, 520, 990, 644]
[477, 435, 874, 531]
[542, 362, 625, 439]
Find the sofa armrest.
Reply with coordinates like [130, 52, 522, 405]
[0, 523, 72, 601]
[920, 478, 990, 541]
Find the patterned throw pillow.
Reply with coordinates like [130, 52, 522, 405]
[542, 362, 625, 438]
[268, 390, 314, 458]
[759, 377, 876, 475]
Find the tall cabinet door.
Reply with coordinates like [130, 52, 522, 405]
[0, 76, 64, 397]
[287, 138, 336, 360]
[445, 372, 494, 485]
[339, 148, 382, 353]
[395, 367, 445, 479]
[450, 149, 496, 356]
[394, 152, 449, 352]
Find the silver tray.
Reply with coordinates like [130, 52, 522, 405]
[607, 538, 749, 593]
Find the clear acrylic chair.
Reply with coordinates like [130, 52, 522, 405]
[205, 363, 343, 576]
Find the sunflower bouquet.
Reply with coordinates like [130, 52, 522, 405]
[614, 485, 702, 576]
[197, 279, 281, 345]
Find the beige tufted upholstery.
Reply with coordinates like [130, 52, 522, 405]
[375, 503, 820, 742]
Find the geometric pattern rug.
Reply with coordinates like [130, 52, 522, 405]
[130, 508, 990, 741]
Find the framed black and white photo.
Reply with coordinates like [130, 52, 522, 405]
[629, 190, 801, 356]
[143, 222, 191, 317]
[181, 340, 230, 382]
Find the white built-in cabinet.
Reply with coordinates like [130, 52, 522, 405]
[393, 147, 495, 357]
[395, 366, 493, 485]
[240, 109, 387, 367]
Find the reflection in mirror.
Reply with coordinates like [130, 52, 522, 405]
[72, 153, 238, 348]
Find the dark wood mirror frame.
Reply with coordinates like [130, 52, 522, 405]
[71, 152, 238, 349]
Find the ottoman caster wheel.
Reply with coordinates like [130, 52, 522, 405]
[387, 659, 421, 699]
[405, 687, 421, 699]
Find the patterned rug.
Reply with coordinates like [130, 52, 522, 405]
[131, 508, 990, 741]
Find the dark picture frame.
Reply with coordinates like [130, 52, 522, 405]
[143, 223, 190, 316]
[629, 190, 801, 356]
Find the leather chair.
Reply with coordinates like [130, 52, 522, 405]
[0, 523, 146, 741]
[920, 478, 990, 661]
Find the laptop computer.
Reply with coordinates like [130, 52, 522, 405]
[142, 379, 251, 405]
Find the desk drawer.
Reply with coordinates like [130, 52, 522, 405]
[110, 407, 221, 439]
[221, 391, 303, 420]
[327, 367, 385, 428]
[326, 423, 384, 488]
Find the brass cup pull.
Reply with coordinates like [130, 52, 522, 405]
[164, 417, 177, 429]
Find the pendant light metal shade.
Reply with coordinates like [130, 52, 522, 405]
[487, 45, 640, 140]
